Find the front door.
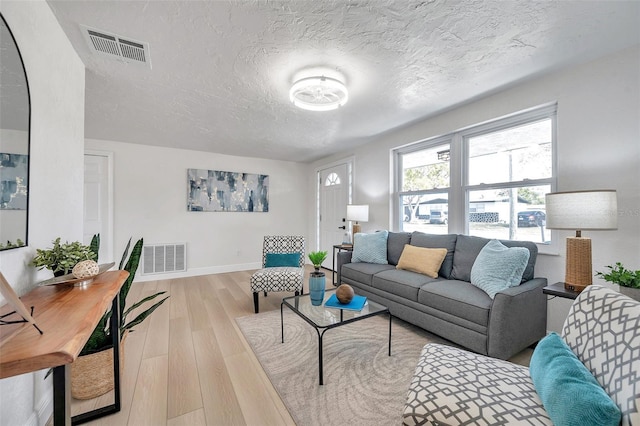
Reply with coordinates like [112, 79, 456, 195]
[318, 163, 350, 270]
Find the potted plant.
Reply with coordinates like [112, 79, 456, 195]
[32, 237, 96, 276]
[596, 262, 640, 301]
[308, 251, 328, 305]
[70, 236, 169, 399]
[308, 250, 328, 271]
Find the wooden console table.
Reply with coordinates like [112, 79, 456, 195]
[0, 270, 129, 426]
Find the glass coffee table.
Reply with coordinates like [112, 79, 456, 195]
[281, 289, 391, 385]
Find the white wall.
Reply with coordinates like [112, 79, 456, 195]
[311, 45, 640, 333]
[85, 139, 308, 280]
[0, 1, 85, 426]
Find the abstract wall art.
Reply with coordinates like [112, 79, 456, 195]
[187, 169, 269, 212]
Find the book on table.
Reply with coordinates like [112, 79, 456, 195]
[325, 294, 367, 311]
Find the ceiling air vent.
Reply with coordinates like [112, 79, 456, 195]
[81, 25, 151, 68]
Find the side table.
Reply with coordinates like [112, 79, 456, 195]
[0, 270, 129, 426]
[542, 282, 580, 300]
[332, 244, 353, 286]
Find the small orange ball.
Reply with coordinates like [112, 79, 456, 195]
[336, 284, 355, 304]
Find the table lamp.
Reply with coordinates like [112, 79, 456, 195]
[545, 190, 617, 292]
[347, 204, 369, 237]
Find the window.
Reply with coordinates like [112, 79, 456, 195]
[464, 112, 554, 244]
[396, 140, 451, 235]
[394, 104, 556, 247]
[325, 172, 341, 186]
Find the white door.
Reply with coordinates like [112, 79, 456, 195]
[84, 152, 113, 262]
[319, 163, 350, 269]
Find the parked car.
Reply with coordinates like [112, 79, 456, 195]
[429, 210, 448, 224]
[517, 210, 546, 227]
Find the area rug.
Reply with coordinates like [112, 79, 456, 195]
[236, 309, 451, 426]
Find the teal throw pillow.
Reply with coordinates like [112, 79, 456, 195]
[352, 231, 389, 264]
[530, 333, 621, 426]
[265, 253, 300, 268]
[470, 239, 530, 299]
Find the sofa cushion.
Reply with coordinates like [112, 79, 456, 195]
[410, 232, 457, 278]
[264, 253, 300, 268]
[396, 245, 447, 278]
[451, 235, 537, 282]
[530, 333, 621, 426]
[341, 262, 395, 286]
[372, 269, 439, 302]
[418, 280, 492, 327]
[403, 343, 551, 426]
[470, 239, 530, 299]
[387, 232, 411, 265]
[352, 231, 389, 264]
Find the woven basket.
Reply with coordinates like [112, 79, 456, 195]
[71, 333, 126, 400]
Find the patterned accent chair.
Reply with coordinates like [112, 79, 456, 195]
[403, 285, 640, 425]
[250, 236, 305, 313]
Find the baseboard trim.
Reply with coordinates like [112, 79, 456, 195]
[133, 262, 262, 282]
[26, 386, 52, 426]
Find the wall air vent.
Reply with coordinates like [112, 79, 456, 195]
[81, 25, 152, 68]
[141, 243, 186, 275]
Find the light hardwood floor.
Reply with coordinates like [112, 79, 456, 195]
[68, 268, 532, 425]
[69, 268, 320, 426]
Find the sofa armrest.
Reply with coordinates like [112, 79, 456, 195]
[487, 278, 547, 359]
[336, 251, 353, 285]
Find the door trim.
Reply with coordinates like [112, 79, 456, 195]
[84, 149, 114, 262]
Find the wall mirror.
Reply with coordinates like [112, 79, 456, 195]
[0, 14, 30, 251]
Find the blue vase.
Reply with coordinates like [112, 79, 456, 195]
[309, 271, 326, 306]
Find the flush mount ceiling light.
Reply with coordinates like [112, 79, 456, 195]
[289, 76, 348, 111]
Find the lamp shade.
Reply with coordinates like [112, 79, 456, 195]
[545, 190, 618, 230]
[346, 205, 369, 223]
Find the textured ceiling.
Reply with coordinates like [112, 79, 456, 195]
[44, 0, 640, 163]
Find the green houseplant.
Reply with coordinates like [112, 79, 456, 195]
[308, 250, 328, 271]
[32, 237, 96, 276]
[71, 236, 169, 399]
[596, 262, 640, 301]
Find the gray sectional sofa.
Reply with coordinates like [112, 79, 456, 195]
[337, 232, 547, 360]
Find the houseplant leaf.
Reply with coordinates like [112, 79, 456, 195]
[122, 292, 167, 319]
[90, 234, 100, 261]
[121, 296, 169, 333]
[118, 237, 143, 335]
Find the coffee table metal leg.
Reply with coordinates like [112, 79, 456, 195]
[388, 313, 392, 356]
[317, 329, 324, 385]
[280, 303, 284, 343]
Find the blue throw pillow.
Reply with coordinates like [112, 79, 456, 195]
[530, 333, 621, 426]
[470, 239, 530, 299]
[265, 253, 300, 268]
[351, 231, 389, 264]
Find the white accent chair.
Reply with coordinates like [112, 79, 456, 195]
[403, 285, 640, 425]
[250, 236, 305, 313]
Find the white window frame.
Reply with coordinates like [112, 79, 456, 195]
[393, 135, 452, 231]
[392, 103, 557, 254]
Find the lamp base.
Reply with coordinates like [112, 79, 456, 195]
[352, 223, 361, 236]
[564, 236, 592, 293]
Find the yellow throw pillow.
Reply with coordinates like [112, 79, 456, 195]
[396, 245, 448, 278]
